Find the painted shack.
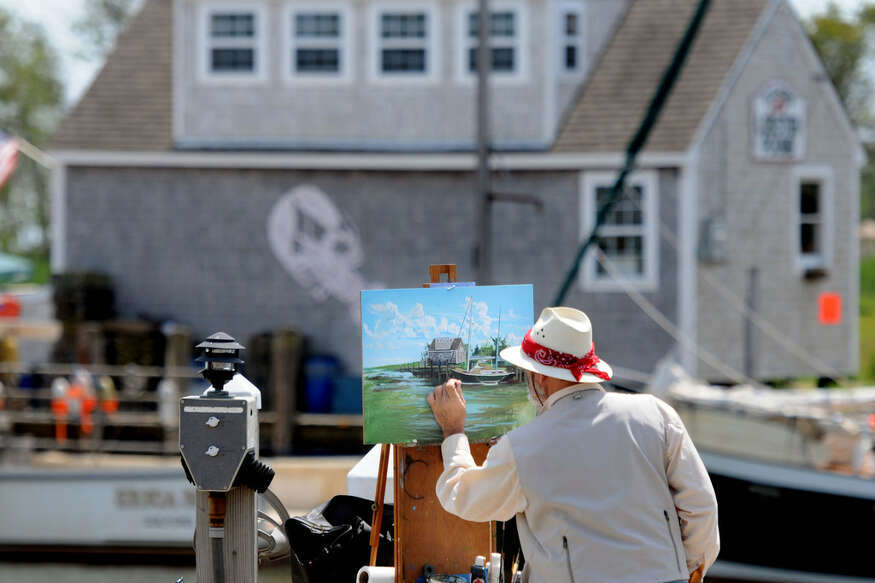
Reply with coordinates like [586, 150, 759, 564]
[49, 0, 865, 383]
[427, 337, 465, 365]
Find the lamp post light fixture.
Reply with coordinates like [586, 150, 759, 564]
[195, 332, 245, 394]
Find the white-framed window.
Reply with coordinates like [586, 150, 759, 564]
[199, 2, 268, 84]
[284, 3, 352, 82]
[370, 2, 439, 82]
[793, 165, 834, 273]
[456, 0, 527, 83]
[580, 171, 659, 291]
[559, 1, 584, 75]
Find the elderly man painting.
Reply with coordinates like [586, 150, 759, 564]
[427, 307, 719, 583]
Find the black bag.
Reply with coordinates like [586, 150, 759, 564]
[285, 495, 394, 583]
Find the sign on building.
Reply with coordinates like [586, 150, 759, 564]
[752, 81, 806, 161]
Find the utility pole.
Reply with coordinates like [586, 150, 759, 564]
[475, 0, 492, 284]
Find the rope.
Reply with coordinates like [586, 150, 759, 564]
[553, 0, 713, 305]
[593, 248, 758, 386]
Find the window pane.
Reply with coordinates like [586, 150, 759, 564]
[492, 12, 515, 36]
[800, 223, 819, 254]
[598, 185, 643, 226]
[382, 49, 426, 72]
[565, 12, 578, 35]
[296, 49, 340, 72]
[597, 237, 644, 276]
[295, 13, 339, 37]
[468, 47, 516, 72]
[211, 13, 254, 37]
[211, 48, 255, 71]
[381, 13, 426, 38]
[800, 182, 820, 215]
[469, 11, 515, 37]
[565, 45, 577, 70]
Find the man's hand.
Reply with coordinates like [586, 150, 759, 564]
[427, 379, 467, 438]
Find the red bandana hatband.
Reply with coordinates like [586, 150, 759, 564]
[520, 330, 610, 381]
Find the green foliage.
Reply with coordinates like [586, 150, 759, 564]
[806, 2, 875, 126]
[73, 0, 142, 59]
[859, 255, 875, 380]
[0, 8, 63, 256]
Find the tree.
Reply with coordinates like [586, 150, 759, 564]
[73, 0, 142, 60]
[806, 2, 875, 126]
[807, 4, 875, 221]
[0, 8, 64, 254]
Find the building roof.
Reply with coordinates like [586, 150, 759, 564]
[50, 0, 172, 151]
[553, 0, 769, 153]
[51, 0, 768, 154]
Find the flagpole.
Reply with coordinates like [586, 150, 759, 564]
[12, 136, 56, 169]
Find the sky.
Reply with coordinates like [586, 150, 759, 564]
[0, 0, 867, 106]
[361, 285, 534, 368]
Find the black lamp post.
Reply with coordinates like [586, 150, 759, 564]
[195, 332, 245, 394]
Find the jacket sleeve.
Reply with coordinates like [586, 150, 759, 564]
[435, 433, 527, 522]
[658, 398, 720, 575]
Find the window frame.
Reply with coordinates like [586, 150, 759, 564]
[558, 0, 585, 77]
[793, 165, 834, 273]
[369, 1, 440, 84]
[283, 2, 353, 84]
[455, 0, 528, 84]
[198, 1, 269, 85]
[579, 170, 659, 292]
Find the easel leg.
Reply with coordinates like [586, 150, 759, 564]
[370, 443, 391, 566]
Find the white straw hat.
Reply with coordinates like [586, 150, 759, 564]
[500, 307, 612, 383]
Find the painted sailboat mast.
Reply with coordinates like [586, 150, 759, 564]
[494, 308, 501, 370]
[467, 312, 473, 372]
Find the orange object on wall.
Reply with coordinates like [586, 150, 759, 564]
[0, 294, 20, 318]
[818, 292, 842, 326]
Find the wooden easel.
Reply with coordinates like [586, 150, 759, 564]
[369, 265, 494, 583]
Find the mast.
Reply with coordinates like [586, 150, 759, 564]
[494, 308, 501, 370]
[467, 314, 473, 372]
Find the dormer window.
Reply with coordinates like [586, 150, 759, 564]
[457, 1, 526, 82]
[559, 2, 584, 74]
[200, 3, 267, 83]
[286, 4, 352, 82]
[371, 3, 439, 82]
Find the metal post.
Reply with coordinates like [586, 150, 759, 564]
[475, 0, 492, 284]
[743, 267, 758, 380]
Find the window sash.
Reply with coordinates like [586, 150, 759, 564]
[206, 9, 259, 75]
[587, 179, 652, 284]
[464, 8, 519, 74]
[291, 10, 344, 75]
[378, 10, 429, 74]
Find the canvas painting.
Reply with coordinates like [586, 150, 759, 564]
[361, 284, 536, 444]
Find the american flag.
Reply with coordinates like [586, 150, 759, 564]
[0, 132, 20, 190]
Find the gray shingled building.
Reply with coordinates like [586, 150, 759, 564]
[49, 0, 865, 383]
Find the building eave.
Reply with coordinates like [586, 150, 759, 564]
[48, 149, 688, 171]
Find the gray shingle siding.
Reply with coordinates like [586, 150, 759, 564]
[694, 3, 859, 381]
[64, 166, 680, 375]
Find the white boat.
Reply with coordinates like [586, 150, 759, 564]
[649, 363, 875, 582]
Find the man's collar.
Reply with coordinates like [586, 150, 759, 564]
[542, 382, 604, 412]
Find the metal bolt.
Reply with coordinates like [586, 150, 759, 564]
[205, 445, 220, 457]
[205, 416, 220, 428]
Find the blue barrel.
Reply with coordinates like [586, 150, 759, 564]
[305, 355, 341, 413]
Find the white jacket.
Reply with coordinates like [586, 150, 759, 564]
[436, 385, 719, 583]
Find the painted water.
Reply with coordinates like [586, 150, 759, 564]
[363, 368, 536, 444]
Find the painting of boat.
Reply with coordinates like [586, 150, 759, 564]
[361, 285, 535, 444]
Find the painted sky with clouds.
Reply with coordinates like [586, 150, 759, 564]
[361, 285, 534, 368]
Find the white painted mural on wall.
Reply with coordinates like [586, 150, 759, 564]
[752, 81, 806, 161]
[267, 184, 380, 321]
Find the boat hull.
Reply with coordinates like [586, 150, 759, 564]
[703, 452, 875, 582]
[450, 368, 515, 385]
